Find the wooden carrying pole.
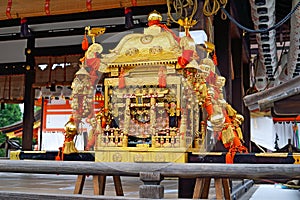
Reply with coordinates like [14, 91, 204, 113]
[0, 160, 299, 180]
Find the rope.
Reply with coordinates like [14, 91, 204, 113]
[221, 2, 300, 34]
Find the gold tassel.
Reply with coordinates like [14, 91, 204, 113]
[221, 125, 235, 144]
[226, 104, 237, 117]
[236, 127, 244, 142]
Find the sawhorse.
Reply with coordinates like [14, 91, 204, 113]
[74, 175, 124, 196]
[193, 178, 231, 199]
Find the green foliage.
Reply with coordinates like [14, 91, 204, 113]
[0, 133, 6, 157]
[0, 104, 22, 128]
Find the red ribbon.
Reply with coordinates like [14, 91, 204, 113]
[86, 0, 92, 11]
[6, 0, 12, 19]
[45, 0, 50, 15]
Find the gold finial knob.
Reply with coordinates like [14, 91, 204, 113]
[148, 10, 162, 22]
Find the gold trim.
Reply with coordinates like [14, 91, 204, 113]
[293, 154, 300, 164]
[10, 151, 21, 160]
[255, 153, 288, 157]
[107, 60, 177, 68]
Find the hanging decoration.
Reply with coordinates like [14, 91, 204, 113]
[212, 51, 218, 66]
[6, 0, 12, 19]
[81, 30, 89, 51]
[124, 7, 134, 29]
[45, 0, 50, 15]
[70, 26, 105, 126]
[86, 0, 92, 11]
[124, 0, 137, 29]
[20, 18, 32, 38]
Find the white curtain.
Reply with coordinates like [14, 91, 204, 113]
[41, 131, 84, 151]
[251, 117, 300, 151]
[251, 116, 276, 151]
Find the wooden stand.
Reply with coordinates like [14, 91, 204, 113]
[193, 178, 231, 200]
[74, 175, 124, 196]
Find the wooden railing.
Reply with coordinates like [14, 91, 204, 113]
[0, 160, 299, 199]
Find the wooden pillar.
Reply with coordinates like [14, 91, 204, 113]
[139, 172, 164, 199]
[242, 62, 251, 150]
[214, 2, 232, 104]
[22, 37, 35, 150]
[192, 0, 206, 30]
[213, 2, 234, 153]
[232, 38, 251, 150]
[231, 38, 243, 113]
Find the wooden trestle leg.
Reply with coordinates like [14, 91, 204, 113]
[74, 175, 124, 196]
[74, 175, 86, 194]
[193, 178, 231, 200]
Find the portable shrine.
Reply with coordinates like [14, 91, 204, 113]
[66, 11, 247, 164]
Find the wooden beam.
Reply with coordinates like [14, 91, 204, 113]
[273, 94, 300, 116]
[243, 76, 300, 111]
[0, 0, 167, 21]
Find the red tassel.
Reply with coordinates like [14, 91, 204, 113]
[82, 33, 89, 51]
[55, 147, 63, 161]
[6, 0, 12, 19]
[212, 51, 218, 66]
[86, 0, 92, 11]
[45, 0, 50, 15]
[101, 116, 106, 128]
